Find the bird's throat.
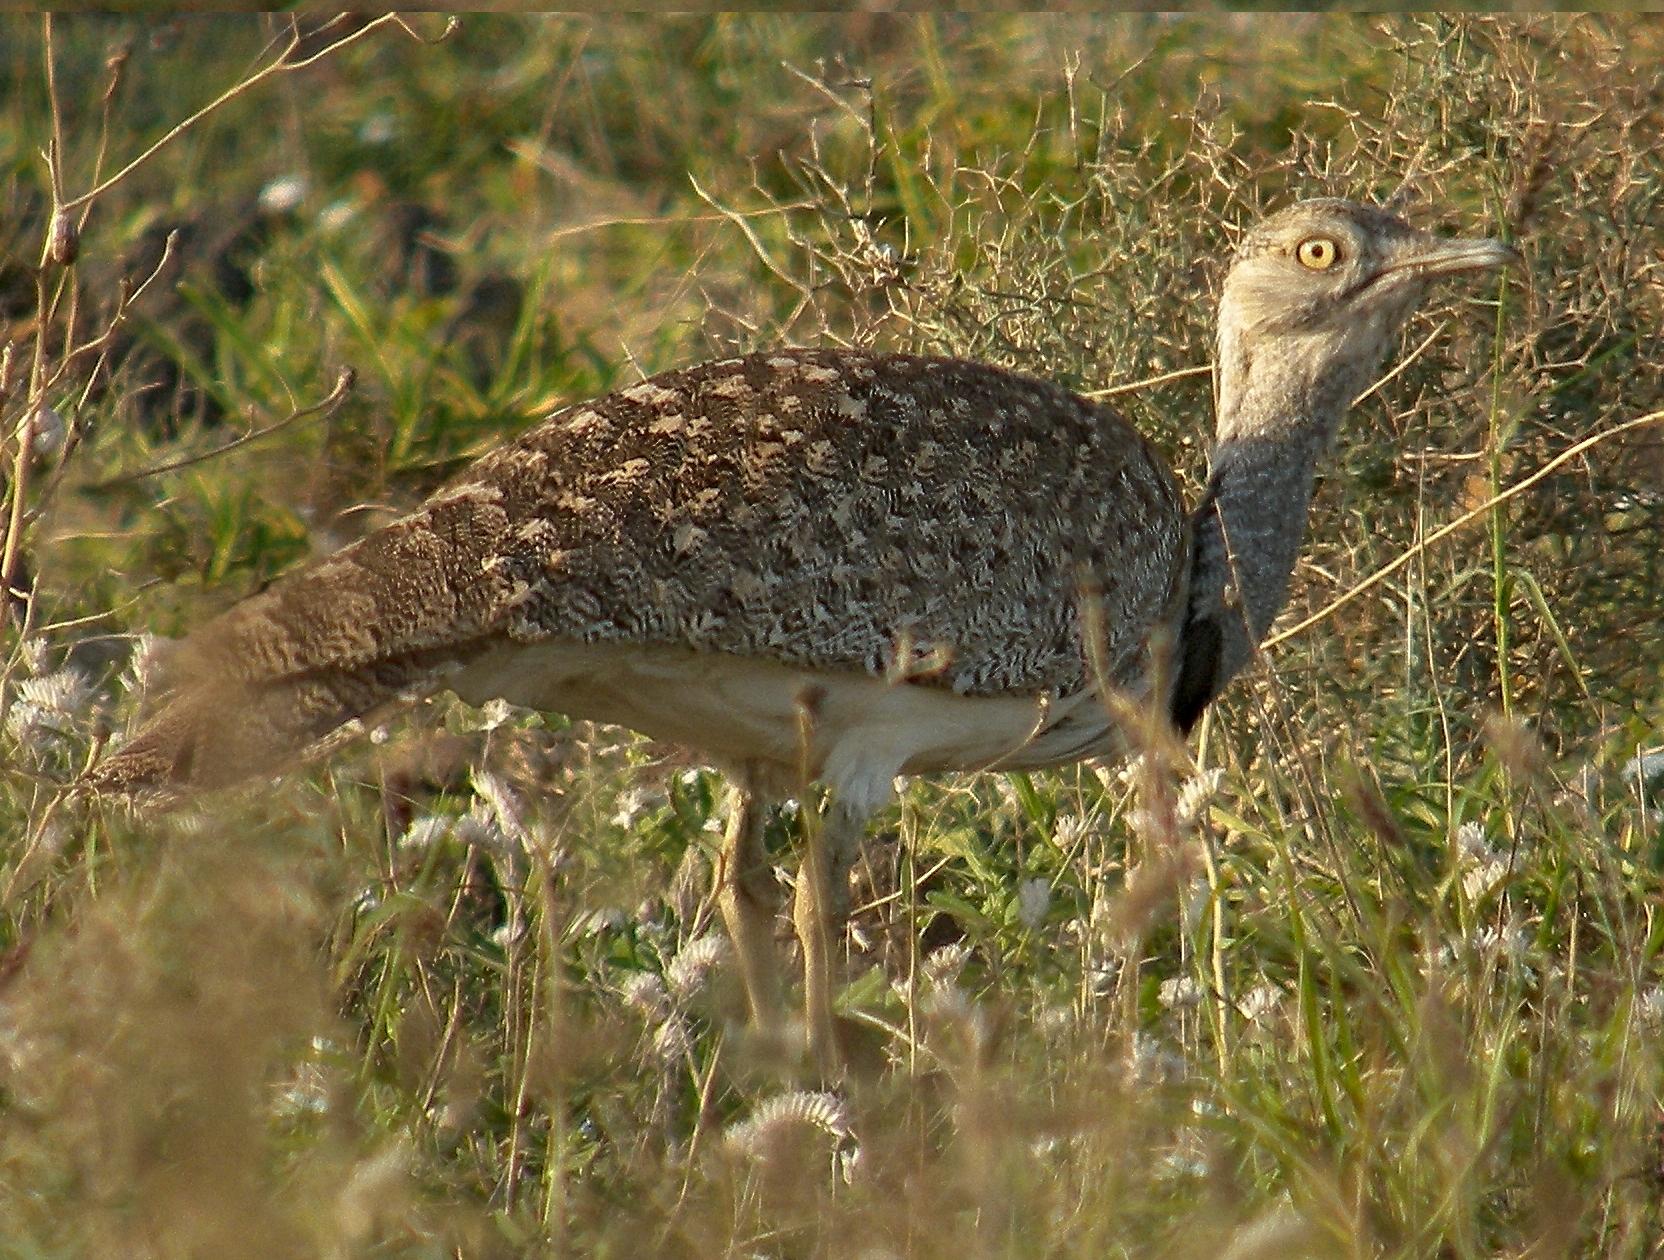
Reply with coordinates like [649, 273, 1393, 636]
[1177, 365, 1353, 720]
[1196, 429, 1324, 639]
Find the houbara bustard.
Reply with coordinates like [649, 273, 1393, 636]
[89, 199, 1516, 1069]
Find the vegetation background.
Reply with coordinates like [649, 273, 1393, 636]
[1, 13, 1661, 1258]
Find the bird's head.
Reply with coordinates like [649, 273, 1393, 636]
[1214, 198, 1518, 442]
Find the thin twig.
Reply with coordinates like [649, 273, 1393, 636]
[689, 174, 814, 300]
[1081, 324, 1443, 408]
[1351, 319, 1447, 408]
[530, 204, 820, 245]
[1082, 364, 1211, 400]
[92, 366, 357, 487]
[1264, 409, 1664, 649]
[53, 230, 179, 383]
[1, 20, 65, 619]
[61, 15, 406, 212]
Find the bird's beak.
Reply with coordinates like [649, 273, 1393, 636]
[1394, 234, 1522, 279]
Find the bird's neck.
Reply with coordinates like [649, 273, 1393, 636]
[1175, 337, 1358, 722]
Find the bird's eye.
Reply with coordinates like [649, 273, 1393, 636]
[1296, 236, 1341, 270]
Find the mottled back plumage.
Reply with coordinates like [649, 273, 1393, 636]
[92, 348, 1185, 790]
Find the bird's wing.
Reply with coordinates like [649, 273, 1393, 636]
[469, 348, 1188, 696]
[88, 348, 1186, 794]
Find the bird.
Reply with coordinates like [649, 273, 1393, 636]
[86, 198, 1517, 1070]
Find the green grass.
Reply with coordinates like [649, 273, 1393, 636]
[2, 14, 1662, 1258]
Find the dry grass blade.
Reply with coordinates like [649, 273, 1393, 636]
[1265, 410, 1664, 649]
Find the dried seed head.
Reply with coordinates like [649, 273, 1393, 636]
[123, 633, 171, 702]
[666, 841, 709, 926]
[20, 635, 51, 677]
[1483, 712, 1549, 780]
[651, 1017, 693, 1065]
[397, 814, 452, 853]
[7, 668, 94, 755]
[470, 768, 531, 849]
[1175, 767, 1225, 830]
[15, 405, 66, 461]
[922, 941, 972, 989]
[16, 668, 92, 718]
[665, 933, 731, 1000]
[620, 971, 671, 1022]
[47, 211, 78, 267]
[724, 1089, 852, 1159]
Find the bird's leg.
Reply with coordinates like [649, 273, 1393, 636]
[716, 784, 782, 1028]
[793, 793, 866, 1075]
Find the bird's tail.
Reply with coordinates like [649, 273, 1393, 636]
[84, 493, 509, 798]
[82, 646, 440, 798]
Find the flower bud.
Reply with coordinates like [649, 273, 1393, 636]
[47, 211, 79, 267]
[18, 405, 67, 460]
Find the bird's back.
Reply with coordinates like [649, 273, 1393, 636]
[91, 348, 1187, 792]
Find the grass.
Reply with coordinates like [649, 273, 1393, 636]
[2, 13, 1663, 1258]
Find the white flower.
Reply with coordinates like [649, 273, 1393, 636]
[666, 934, 731, 999]
[1016, 877, 1051, 929]
[1462, 860, 1510, 903]
[1176, 767, 1225, 829]
[610, 784, 666, 830]
[19, 637, 50, 676]
[1637, 988, 1664, 1030]
[5, 701, 53, 750]
[1051, 812, 1091, 849]
[1455, 822, 1510, 901]
[7, 668, 93, 755]
[1455, 821, 1490, 858]
[922, 942, 972, 989]
[258, 173, 308, 214]
[1127, 1033, 1185, 1083]
[1239, 983, 1280, 1024]
[468, 697, 517, 732]
[398, 814, 452, 853]
[454, 805, 509, 856]
[1158, 975, 1202, 1010]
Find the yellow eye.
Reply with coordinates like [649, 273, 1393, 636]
[1296, 236, 1340, 270]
